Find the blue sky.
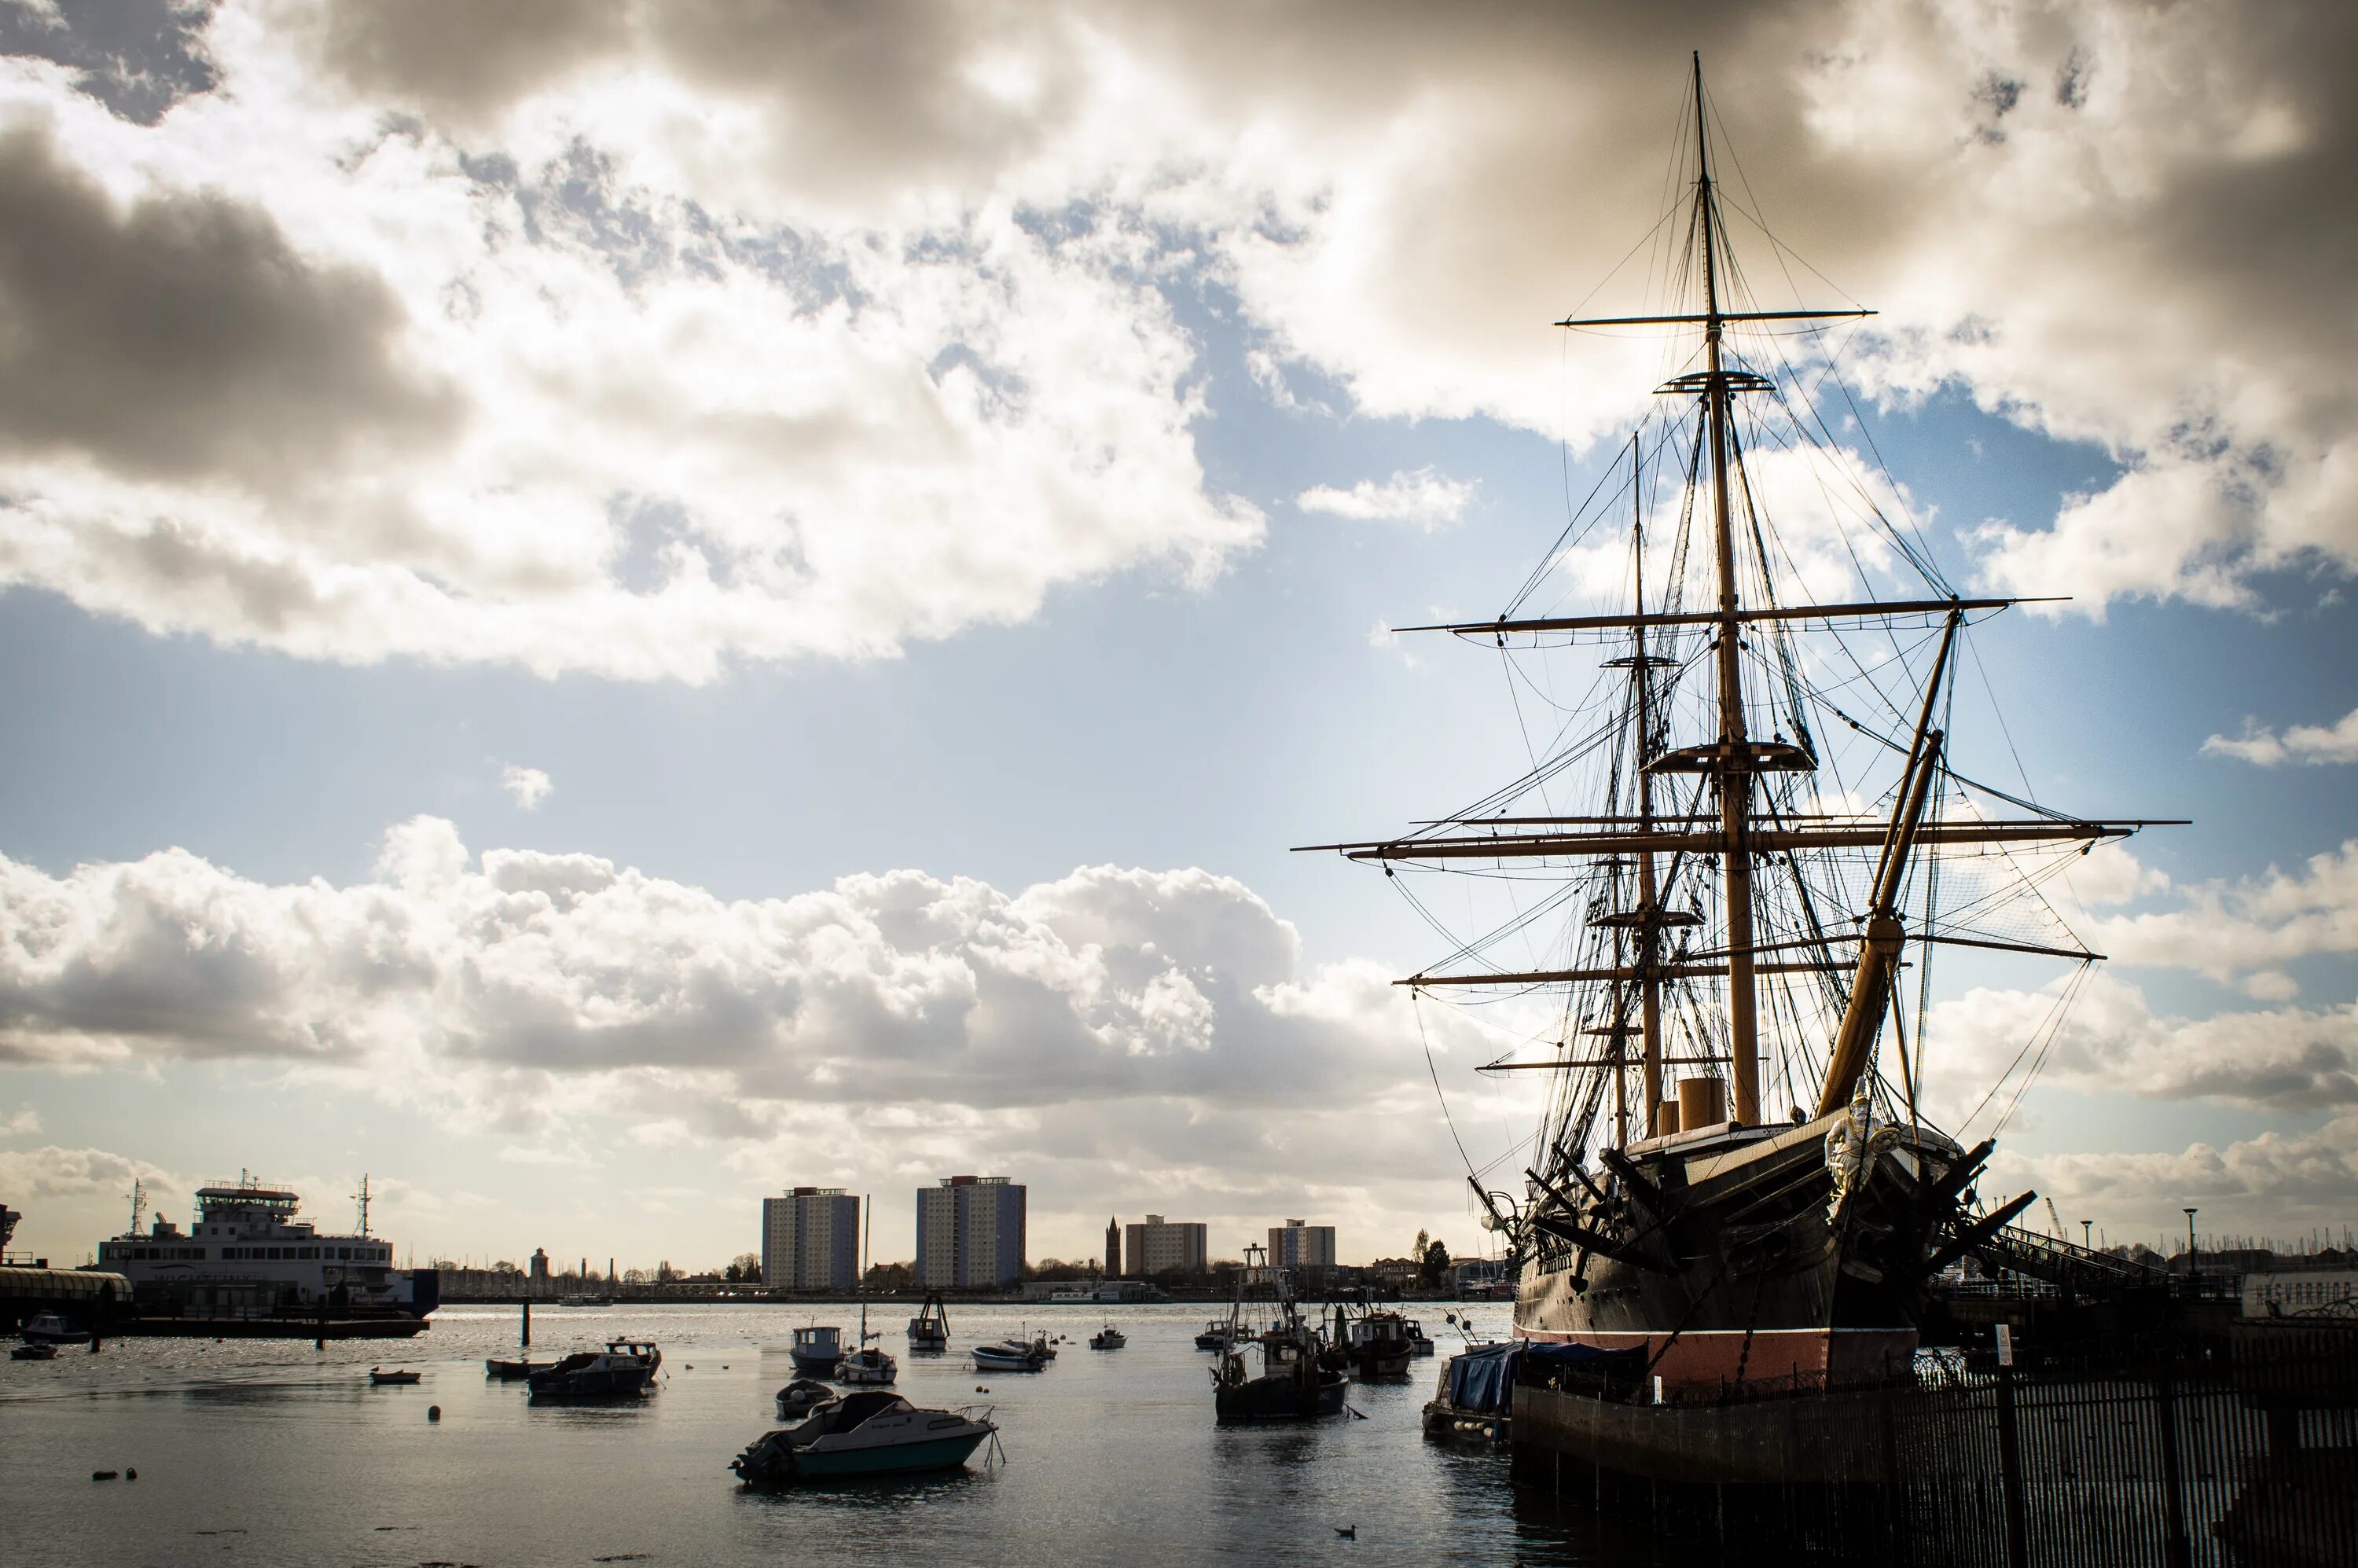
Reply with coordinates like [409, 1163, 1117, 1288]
[1, 1, 2353, 1270]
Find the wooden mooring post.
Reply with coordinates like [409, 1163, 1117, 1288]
[521, 1299, 531, 1348]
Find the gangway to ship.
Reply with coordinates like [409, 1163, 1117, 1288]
[1970, 1224, 2170, 1296]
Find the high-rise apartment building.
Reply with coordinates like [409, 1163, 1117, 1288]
[1269, 1219, 1337, 1275]
[1124, 1214, 1208, 1278]
[761, 1187, 861, 1291]
[913, 1176, 1027, 1290]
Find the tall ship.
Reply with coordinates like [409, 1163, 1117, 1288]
[94, 1173, 438, 1336]
[1306, 59, 2169, 1390]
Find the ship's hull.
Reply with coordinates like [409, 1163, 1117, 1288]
[1519, 1110, 1966, 1390]
[1214, 1371, 1348, 1423]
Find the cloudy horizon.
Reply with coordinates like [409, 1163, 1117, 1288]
[2, 0, 2354, 1272]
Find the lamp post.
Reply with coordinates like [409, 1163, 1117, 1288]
[2184, 1206, 2198, 1283]
[2081, 1220, 2092, 1250]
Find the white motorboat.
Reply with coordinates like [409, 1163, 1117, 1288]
[1089, 1324, 1126, 1350]
[19, 1311, 91, 1347]
[970, 1341, 1048, 1372]
[730, 1391, 997, 1484]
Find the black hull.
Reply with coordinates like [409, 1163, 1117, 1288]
[1349, 1350, 1412, 1380]
[1519, 1111, 1971, 1389]
[121, 1313, 428, 1339]
[1215, 1372, 1348, 1423]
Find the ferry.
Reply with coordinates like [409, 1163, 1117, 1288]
[94, 1175, 438, 1335]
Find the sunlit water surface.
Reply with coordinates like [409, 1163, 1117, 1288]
[1, 1302, 1669, 1566]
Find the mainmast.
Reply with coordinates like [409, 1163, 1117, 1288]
[1689, 52, 1761, 1126]
[1309, 57, 2170, 1144]
[1632, 438, 1665, 1136]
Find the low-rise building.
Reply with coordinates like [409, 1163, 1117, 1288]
[1124, 1214, 1207, 1278]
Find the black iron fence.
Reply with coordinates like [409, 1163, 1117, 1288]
[1512, 1324, 2356, 1566]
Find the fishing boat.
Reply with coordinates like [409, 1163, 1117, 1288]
[729, 1391, 998, 1485]
[1210, 1245, 1346, 1423]
[1089, 1324, 1126, 1350]
[969, 1340, 1048, 1372]
[369, 1367, 421, 1386]
[905, 1291, 950, 1352]
[527, 1338, 661, 1399]
[1302, 55, 2169, 1395]
[774, 1378, 836, 1421]
[19, 1311, 90, 1347]
[787, 1323, 844, 1378]
[1341, 1309, 1416, 1379]
[1193, 1318, 1232, 1351]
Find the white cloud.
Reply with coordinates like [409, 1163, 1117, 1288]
[1297, 467, 1474, 530]
[1928, 971, 2358, 1121]
[1993, 1114, 2358, 1238]
[499, 763, 552, 810]
[0, 1103, 39, 1134]
[2204, 707, 2358, 767]
[2086, 840, 2358, 981]
[0, 1143, 178, 1203]
[0, 819, 1526, 1247]
[0, 2, 2338, 678]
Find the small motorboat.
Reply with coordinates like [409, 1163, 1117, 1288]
[369, 1367, 422, 1386]
[989, 1329, 1056, 1361]
[20, 1312, 91, 1347]
[1089, 1324, 1126, 1350]
[775, 1378, 836, 1421]
[484, 1357, 541, 1381]
[729, 1391, 997, 1484]
[527, 1338, 662, 1400]
[905, 1292, 951, 1353]
[1194, 1319, 1232, 1351]
[1405, 1319, 1437, 1357]
[969, 1341, 1048, 1372]
[11, 1342, 57, 1361]
[788, 1324, 844, 1378]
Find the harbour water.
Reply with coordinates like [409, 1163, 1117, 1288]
[0, 1302, 1659, 1566]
